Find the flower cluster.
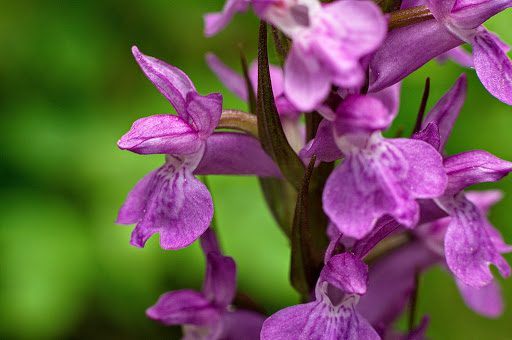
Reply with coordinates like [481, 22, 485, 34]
[117, 1, 512, 338]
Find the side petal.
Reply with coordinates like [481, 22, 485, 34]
[321, 252, 369, 295]
[443, 150, 512, 195]
[455, 278, 504, 317]
[334, 95, 395, 135]
[194, 132, 281, 177]
[369, 81, 402, 118]
[206, 53, 248, 100]
[131, 150, 214, 250]
[203, 0, 250, 37]
[186, 91, 223, 138]
[146, 290, 220, 326]
[439, 195, 511, 286]
[284, 43, 331, 112]
[421, 74, 467, 152]
[117, 114, 201, 155]
[471, 26, 512, 105]
[411, 122, 441, 151]
[132, 46, 196, 121]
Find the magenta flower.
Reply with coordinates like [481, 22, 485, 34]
[116, 47, 280, 250]
[311, 94, 447, 239]
[271, 0, 387, 111]
[261, 252, 379, 340]
[147, 229, 266, 339]
[370, 0, 512, 105]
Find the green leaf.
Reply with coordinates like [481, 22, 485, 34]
[239, 45, 258, 115]
[290, 156, 323, 300]
[258, 177, 296, 238]
[269, 25, 290, 68]
[257, 20, 305, 191]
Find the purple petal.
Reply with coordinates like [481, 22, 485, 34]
[450, 0, 512, 30]
[218, 309, 266, 340]
[352, 216, 403, 259]
[426, 0, 456, 21]
[284, 44, 331, 112]
[465, 190, 503, 214]
[117, 114, 201, 155]
[369, 20, 463, 93]
[200, 228, 222, 255]
[443, 150, 512, 194]
[203, 0, 250, 37]
[202, 252, 237, 309]
[186, 91, 223, 138]
[322, 0, 387, 58]
[370, 82, 402, 118]
[471, 26, 512, 105]
[132, 46, 196, 121]
[299, 119, 343, 163]
[388, 138, 447, 197]
[334, 95, 395, 135]
[116, 168, 159, 225]
[357, 243, 439, 328]
[421, 74, 467, 151]
[324, 135, 446, 238]
[466, 191, 512, 253]
[411, 122, 441, 151]
[261, 289, 379, 340]
[130, 151, 214, 250]
[436, 46, 474, 68]
[439, 195, 511, 286]
[455, 278, 504, 317]
[321, 252, 369, 295]
[206, 53, 248, 100]
[146, 290, 220, 326]
[194, 132, 281, 177]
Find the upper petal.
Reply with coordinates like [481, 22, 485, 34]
[334, 95, 395, 135]
[117, 114, 201, 155]
[186, 91, 223, 138]
[321, 252, 369, 295]
[132, 46, 196, 121]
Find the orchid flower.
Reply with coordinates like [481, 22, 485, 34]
[147, 229, 266, 339]
[116, 47, 280, 250]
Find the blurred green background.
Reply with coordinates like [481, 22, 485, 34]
[0, 1, 511, 339]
